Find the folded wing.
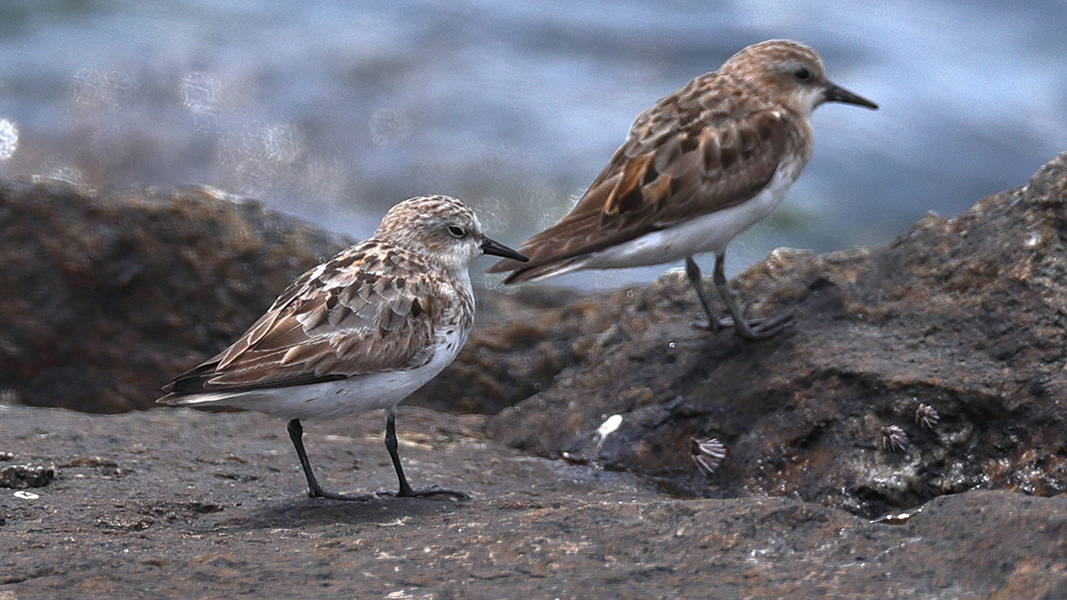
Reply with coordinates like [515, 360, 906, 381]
[162, 242, 446, 397]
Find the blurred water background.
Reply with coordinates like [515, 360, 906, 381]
[0, 0, 1064, 288]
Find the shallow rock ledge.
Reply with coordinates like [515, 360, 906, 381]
[2, 403, 1066, 598]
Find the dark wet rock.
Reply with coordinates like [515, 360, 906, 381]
[489, 152, 1067, 517]
[408, 285, 610, 414]
[2, 403, 1066, 598]
[0, 463, 55, 489]
[0, 180, 351, 413]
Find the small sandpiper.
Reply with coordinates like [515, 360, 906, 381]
[159, 195, 527, 501]
[488, 39, 877, 340]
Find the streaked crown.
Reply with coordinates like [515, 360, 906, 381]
[720, 39, 877, 116]
[374, 195, 485, 273]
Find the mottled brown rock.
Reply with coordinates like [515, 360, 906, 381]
[0, 180, 351, 412]
[490, 152, 1067, 517]
[408, 285, 609, 414]
[2, 403, 1066, 599]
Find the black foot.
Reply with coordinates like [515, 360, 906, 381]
[690, 311, 793, 340]
[698, 253, 794, 342]
[376, 485, 470, 500]
[733, 311, 794, 340]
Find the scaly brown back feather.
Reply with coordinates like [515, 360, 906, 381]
[162, 240, 468, 396]
[487, 72, 804, 282]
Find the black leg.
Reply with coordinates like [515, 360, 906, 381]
[287, 419, 372, 501]
[711, 253, 792, 340]
[685, 256, 733, 332]
[378, 407, 469, 499]
[383, 409, 416, 497]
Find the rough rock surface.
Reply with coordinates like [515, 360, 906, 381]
[0, 181, 351, 413]
[3, 403, 1066, 599]
[489, 153, 1067, 517]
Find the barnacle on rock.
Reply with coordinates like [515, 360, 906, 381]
[915, 403, 940, 430]
[880, 425, 908, 453]
[690, 437, 727, 476]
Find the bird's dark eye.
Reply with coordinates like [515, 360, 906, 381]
[448, 225, 466, 238]
[794, 68, 813, 82]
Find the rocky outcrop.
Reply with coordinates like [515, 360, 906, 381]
[0, 181, 351, 412]
[489, 153, 1067, 517]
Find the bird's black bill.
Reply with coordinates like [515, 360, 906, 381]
[482, 237, 529, 262]
[824, 82, 878, 110]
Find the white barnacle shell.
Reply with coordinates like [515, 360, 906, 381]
[880, 425, 908, 453]
[690, 437, 727, 476]
[915, 403, 939, 430]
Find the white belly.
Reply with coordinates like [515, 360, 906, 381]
[567, 161, 800, 273]
[174, 326, 468, 421]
